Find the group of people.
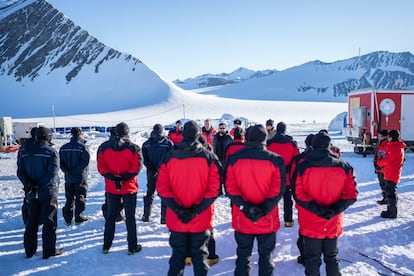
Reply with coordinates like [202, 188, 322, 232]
[16, 118, 407, 276]
[155, 119, 358, 276]
[17, 126, 90, 259]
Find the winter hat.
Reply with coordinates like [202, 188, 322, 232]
[71, 127, 82, 137]
[233, 127, 244, 140]
[35, 126, 52, 143]
[266, 119, 274, 127]
[234, 119, 242, 125]
[30, 127, 38, 138]
[109, 127, 117, 137]
[153, 124, 163, 134]
[247, 124, 267, 143]
[115, 122, 130, 137]
[182, 120, 201, 141]
[304, 133, 315, 147]
[176, 120, 182, 125]
[276, 121, 286, 134]
[388, 129, 400, 141]
[379, 129, 388, 136]
[311, 132, 331, 148]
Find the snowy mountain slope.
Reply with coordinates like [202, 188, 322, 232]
[175, 51, 414, 102]
[0, 0, 174, 117]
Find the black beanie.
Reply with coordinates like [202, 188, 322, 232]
[30, 127, 38, 138]
[233, 127, 244, 139]
[234, 119, 242, 125]
[115, 122, 130, 137]
[266, 119, 274, 127]
[71, 127, 82, 137]
[247, 124, 267, 143]
[379, 129, 389, 136]
[183, 120, 201, 141]
[36, 126, 51, 143]
[304, 133, 315, 147]
[388, 129, 400, 141]
[153, 124, 163, 133]
[311, 132, 331, 148]
[276, 121, 286, 134]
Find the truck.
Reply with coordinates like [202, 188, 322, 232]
[12, 121, 44, 145]
[343, 88, 414, 154]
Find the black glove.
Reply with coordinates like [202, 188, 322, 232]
[113, 177, 123, 190]
[316, 205, 335, 220]
[242, 205, 265, 222]
[176, 206, 197, 224]
[115, 180, 122, 190]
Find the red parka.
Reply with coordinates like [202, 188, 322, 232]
[168, 127, 183, 144]
[97, 137, 142, 194]
[377, 140, 406, 183]
[201, 126, 216, 146]
[226, 142, 286, 234]
[157, 140, 222, 233]
[224, 139, 245, 161]
[293, 148, 357, 239]
[267, 133, 300, 186]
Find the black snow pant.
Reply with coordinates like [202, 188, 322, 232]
[62, 180, 87, 224]
[103, 192, 138, 252]
[143, 167, 166, 220]
[283, 186, 293, 223]
[168, 230, 210, 276]
[186, 227, 217, 259]
[234, 231, 276, 276]
[302, 236, 340, 276]
[297, 232, 304, 257]
[102, 192, 124, 221]
[384, 180, 398, 216]
[24, 197, 58, 259]
[377, 172, 386, 199]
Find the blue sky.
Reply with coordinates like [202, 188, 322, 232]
[48, 0, 413, 81]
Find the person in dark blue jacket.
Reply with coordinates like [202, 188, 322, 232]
[17, 126, 63, 259]
[18, 127, 38, 226]
[141, 124, 173, 223]
[59, 127, 90, 225]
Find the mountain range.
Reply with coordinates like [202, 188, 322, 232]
[1, 0, 414, 119]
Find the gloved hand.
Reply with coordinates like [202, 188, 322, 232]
[316, 205, 335, 220]
[242, 205, 264, 222]
[322, 207, 335, 220]
[115, 180, 122, 190]
[176, 207, 197, 224]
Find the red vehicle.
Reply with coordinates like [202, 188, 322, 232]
[343, 89, 414, 154]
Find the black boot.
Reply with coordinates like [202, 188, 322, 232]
[142, 196, 153, 222]
[377, 198, 387, 205]
[381, 197, 397, 219]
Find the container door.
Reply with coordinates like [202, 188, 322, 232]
[401, 95, 414, 141]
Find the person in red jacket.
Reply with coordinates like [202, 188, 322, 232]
[168, 120, 184, 144]
[266, 121, 300, 227]
[374, 129, 388, 204]
[201, 119, 216, 146]
[292, 132, 357, 276]
[377, 129, 406, 219]
[224, 126, 245, 161]
[97, 122, 143, 255]
[229, 118, 242, 137]
[157, 120, 222, 276]
[226, 124, 286, 276]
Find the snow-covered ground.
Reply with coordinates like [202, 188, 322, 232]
[1, 120, 413, 276]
